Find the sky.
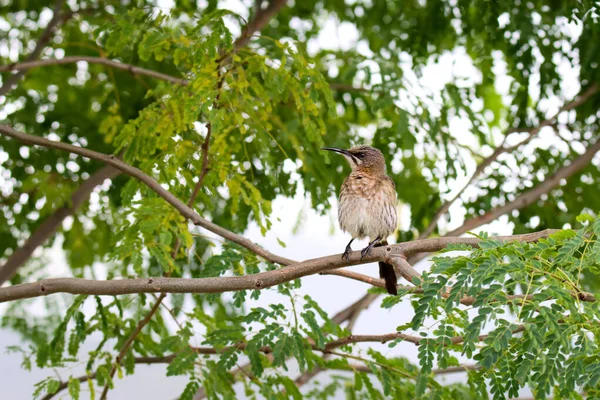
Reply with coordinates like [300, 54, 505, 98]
[0, 0, 587, 399]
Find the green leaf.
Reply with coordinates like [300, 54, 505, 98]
[166, 348, 198, 376]
[68, 377, 81, 400]
[180, 379, 200, 400]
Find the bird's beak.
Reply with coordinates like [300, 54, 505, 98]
[320, 147, 352, 157]
[321, 147, 359, 165]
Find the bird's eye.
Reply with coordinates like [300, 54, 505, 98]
[356, 152, 365, 159]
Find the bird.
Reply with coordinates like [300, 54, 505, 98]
[321, 144, 399, 295]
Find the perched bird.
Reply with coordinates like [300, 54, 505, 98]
[322, 145, 399, 295]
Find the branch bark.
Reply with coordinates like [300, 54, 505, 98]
[0, 229, 571, 303]
[0, 165, 119, 285]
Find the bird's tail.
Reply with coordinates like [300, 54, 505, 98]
[374, 240, 398, 295]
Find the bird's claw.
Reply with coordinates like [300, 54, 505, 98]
[342, 248, 352, 262]
[360, 246, 372, 260]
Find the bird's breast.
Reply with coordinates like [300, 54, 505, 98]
[338, 175, 397, 240]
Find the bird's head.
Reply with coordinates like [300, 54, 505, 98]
[321, 145, 387, 175]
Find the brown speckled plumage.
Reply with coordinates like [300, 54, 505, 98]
[339, 172, 397, 240]
[322, 145, 399, 295]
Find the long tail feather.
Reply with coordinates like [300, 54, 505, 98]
[374, 241, 397, 295]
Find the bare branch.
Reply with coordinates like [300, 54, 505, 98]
[503, 84, 599, 152]
[0, 124, 294, 266]
[320, 269, 392, 289]
[0, 165, 119, 285]
[420, 83, 599, 239]
[388, 254, 422, 283]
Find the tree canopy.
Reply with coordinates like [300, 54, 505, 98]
[1, 0, 600, 399]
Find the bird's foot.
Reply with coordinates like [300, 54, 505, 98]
[360, 244, 374, 260]
[342, 246, 352, 262]
[360, 237, 382, 260]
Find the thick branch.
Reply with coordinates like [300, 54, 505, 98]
[0, 165, 119, 285]
[389, 254, 422, 283]
[0, 229, 569, 303]
[0, 124, 294, 266]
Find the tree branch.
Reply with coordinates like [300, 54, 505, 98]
[41, 372, 96, 400]
[0, 56, 188, 85]
[420, 83, 599, 239]
[321, 267, 568, 308]
[446, 139, 600, 237]
[0, 54, 363, 94]
[234, 0, 289, 49]
[99, 293, 165, 399]
[0, 229, 573, 303]
[0, 124, 294, 266]
[0, 165, 119, 285]
[0, 0, 68, 96]
[320, 269, 399, 290]
[43, 355, 478, 400]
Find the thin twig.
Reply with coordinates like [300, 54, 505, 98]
[99, 293, 166, 399]
[0, 56, 188, 85]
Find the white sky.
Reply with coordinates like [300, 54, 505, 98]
[0, 1, 589, 399]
